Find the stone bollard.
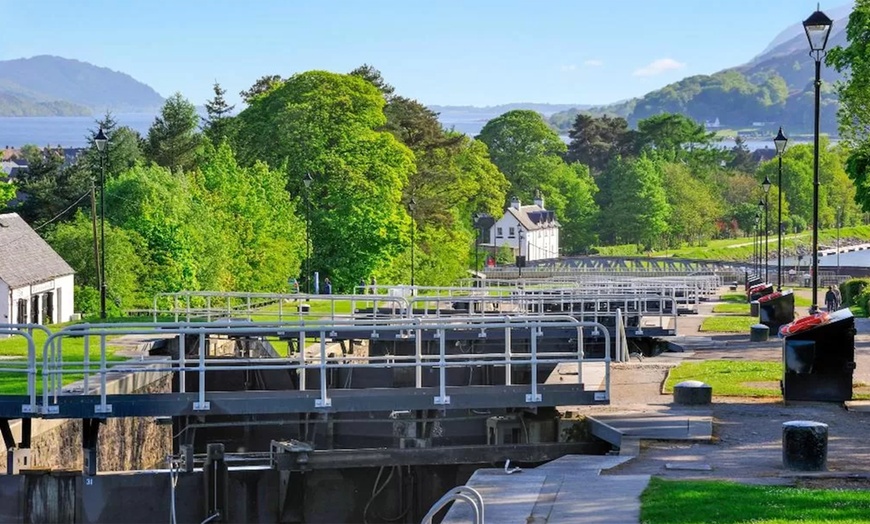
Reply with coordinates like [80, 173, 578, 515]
[750, 300, 760, 317]
[750, 323, 769, 342]
[673, 380, 712, 405]
[783, 420, 828, 471]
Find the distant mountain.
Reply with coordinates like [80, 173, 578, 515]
[549, 6, 853, 136]
[430, 103, 590, 124]
[0, 55, 165, 116]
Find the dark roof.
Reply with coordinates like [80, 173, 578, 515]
[0, 213, 74, 288]
[507, 205, 560, 231]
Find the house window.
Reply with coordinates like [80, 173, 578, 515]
[508, 227, 515, 238]
[496, 227, 503, 238]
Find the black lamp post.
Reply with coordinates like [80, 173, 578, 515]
[408, 198, 417, 287]
[757, 200, 765, 277]
[804, 8, 833, 313]
[762, 177, 771, 283]
[94, 128, 108, 320]
[754, 212, 760, 276]
[837, 206, 842, 277]
[303, 173, 313, 294]
[774, 127, 788, 290]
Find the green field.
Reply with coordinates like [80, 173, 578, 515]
[641, 478, 870, 524]
[700, 315, 758, 333]
[663, 360, 781, 397]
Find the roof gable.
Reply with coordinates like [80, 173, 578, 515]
[505, 205, 560, 231]
[0, 213, 74, 288]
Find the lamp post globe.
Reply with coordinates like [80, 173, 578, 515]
[803, 8, 833, 313]
[774, 127, 788, 290]
[95, 128, 109, 320]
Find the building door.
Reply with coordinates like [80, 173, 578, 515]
[31, 295, 40, 325]
[16, 299, 27, 324]
[43, 292, 54, 325]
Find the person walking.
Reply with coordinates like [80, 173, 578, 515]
[370, 276, 377, 294]
[832, 285, 842, 311]
[824, 286, 836, 312]
[323, 277, 333, 295]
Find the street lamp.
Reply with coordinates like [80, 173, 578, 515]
[408, 198, 417, 287]
[762, 177, 771, 283]
[94, 128, 108, 320]
[804, 7, 833, 313]
[758, 200, 765, 278]
[837, 206, 842, 277]
[774, 127, 788, 290]
[754, 212, 761, 276]
[303, 173, 313, 294]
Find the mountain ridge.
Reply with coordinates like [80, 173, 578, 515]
[0, 55, 164, 116]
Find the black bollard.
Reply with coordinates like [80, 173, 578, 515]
[782, 420, 828, 471]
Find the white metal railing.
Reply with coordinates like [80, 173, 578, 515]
[421, 486, 485, 524]
[0, 324, 49, 415]
[18, 315, 611, 417]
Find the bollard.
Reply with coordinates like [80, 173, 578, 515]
[750, 324, 769, 342]
[783, 420, 828, 471]
[673, 380, 712, 405]
[750, 301, 760, 317]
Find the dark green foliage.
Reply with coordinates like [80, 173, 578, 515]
[840, 278, 870, 307]
[203, 82, 235, 144]
[13, 144, 91, 225]
[828, 0, 870, 146]
[144, 92, 201, 173]
[239, 75, 284, 104]
[564, 114, 638, 173]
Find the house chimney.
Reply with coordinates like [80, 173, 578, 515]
[534, 189, 544, 209]
[510, 196, 521, 210]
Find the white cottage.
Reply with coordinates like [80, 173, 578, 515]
[0, 213, 75, 326]
[488, 193, 560, 262]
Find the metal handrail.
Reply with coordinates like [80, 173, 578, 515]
[37, 315, 610, 416]
[421, 486, 484, 524]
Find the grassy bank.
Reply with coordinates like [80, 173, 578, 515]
[663, 360, 781, 397]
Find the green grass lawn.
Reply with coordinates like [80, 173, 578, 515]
[596, 225, 870, 262]
[700, 315, 758, 333]
[664, 360, 781, 397]
[712, 303, 749, 314]
[720, 293, 747, 303]
[641, 478, 870, 524]
[0, 327, 123, 395]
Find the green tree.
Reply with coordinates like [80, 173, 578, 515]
[349, 64, 395, 98]
[636, 113, 712, 158]
[84, 112, 144, 181]
[233, 70, 415, 291]
[45, 211, 147, 315]
[203, 82, 236, 144]
[145, 92, 201, 173]
[565, 114, 637, 173]
[827, 0, 870, 145]
[0, 179, 15, 209]
[15, 145, 90, 225]
[726, 136, 756, 172]
[239, 75, 284, 104]
[661, 162, 723, 246]
[600, 155, 670, 249]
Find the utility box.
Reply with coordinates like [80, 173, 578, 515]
[759, 291, 796, 334]
[782, 309, 856, 402]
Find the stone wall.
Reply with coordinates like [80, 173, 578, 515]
[0, 372, 172, 473]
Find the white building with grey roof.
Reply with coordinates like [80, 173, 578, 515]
[0, 213, 75, 326]
[487, 193, 560, 262]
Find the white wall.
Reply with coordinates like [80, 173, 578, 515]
[6, 274, 75, 325]
[0, 280, 8, 324]
[56, 274, 75, 323]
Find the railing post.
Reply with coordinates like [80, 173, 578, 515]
[95, 333, 112, 414]
[299, 331, 306, 391]
[527, 321, 541, 403]
[434, 329, 449, 405]
[179, 333, 186, 393]
[504, 317, 512, 386]
[316, 332, 331, 408]
[415, 320, 423, 389]
[193, 330, 210, 411]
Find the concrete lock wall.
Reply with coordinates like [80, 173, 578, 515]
[0, 373, 173, 474]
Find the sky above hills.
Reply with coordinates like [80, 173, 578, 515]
[0, 0, 852, 108]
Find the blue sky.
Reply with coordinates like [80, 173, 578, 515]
[0, 0, 851, 108]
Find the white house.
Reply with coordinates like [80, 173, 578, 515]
[0, 213, 75, 326]
[487, 193, 560, 262]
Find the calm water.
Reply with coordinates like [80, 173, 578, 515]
[0, 114, 804, 150]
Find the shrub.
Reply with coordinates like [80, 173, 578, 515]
[840, 278, 870, 306]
